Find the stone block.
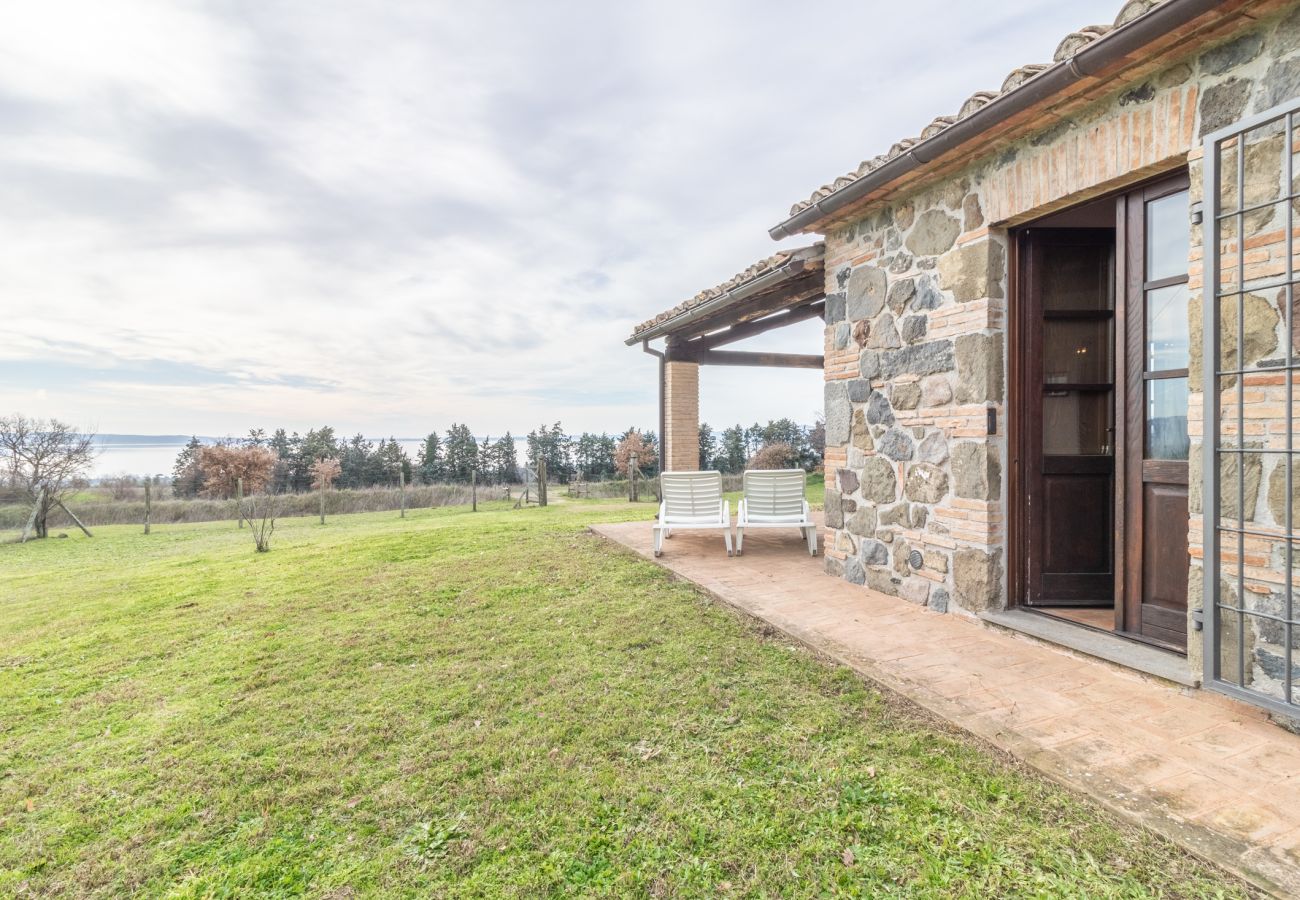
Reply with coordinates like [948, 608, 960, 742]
[865, 391, 894, 425]
[928, 587, 950, 613]
[887, 278, 916, 314]
[824, 488, 844, 528]
[951, 442, 1001, 501]
[824, 380, 850, 445]
[845, 507, 877, 537]
[892, 382, 921, 410]
[860, 456, 897, 503]
[921, 375, 952, 407]
[954, 333, 1004, 404]
[937, 239, 1005, 303]
[953, 548, 1003, 612]
[878, 428, 915, 461]
[846, 266, 888, 321]
[899, 315, 927, 344]
[879, 340, 955, 379]
[837, 467, 860, 496]
[905, 209, 961, 256]
[904, 462, 949, 504]
[916, 431, 949, 464]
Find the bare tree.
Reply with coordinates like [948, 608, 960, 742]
[0, 414, 97, 539]
[240, 494, 279, 552]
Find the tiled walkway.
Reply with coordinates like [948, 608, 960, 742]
[591, 519, 1300, 897]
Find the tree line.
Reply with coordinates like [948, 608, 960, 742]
[699, 418, 824, 472]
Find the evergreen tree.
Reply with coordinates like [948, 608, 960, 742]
[171, 436, 206, 498]
[720, 425, 746, 474]
[416, 432, 442, 483]
[698, 422, 717, 470]
[492, 432, 518, 483]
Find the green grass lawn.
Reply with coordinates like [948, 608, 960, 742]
[0, 501, 1244, 897]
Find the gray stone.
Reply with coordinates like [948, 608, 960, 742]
[921, 375, 952, 407]
[905, 209, 962, 256]
[833, 322, 850, 350]
[1157, 63, 1193, 88]
[851, 409, 874, 452]
[954, 332, 1004, 404]
[846, 266, 888, 321]
[1199, 31, 1263, 75]
[879, 502, 910, 527]
[895, 200, 915, 230]
[952, 548, 1003, 612]
[1215, 448, 1263, 521]
[928, 587, 950, 613]
[837, 467, 860, 496]
[909, 505, 929, 529]
[866, 570, 900, 596]
[867, 312, 902, 349]
[1256, 647, 1300, 685]
[1267, 463, 1297, 525]
[865, 391, 895, 426]
[1119, 82, 1156, 106]
[899, 579, 930, 606]
[847, 379, 872, 403]
[938, 239, 1005, 303]
[1199, 78, 1250, 138]
[1190, 293, 1279, 382]
[904, 462, 949, 504]
[845, 507, 877, 537]
[824, 555, 845, 578]
[824, 380, 850, 445]
[922, 550, 949, 574]
[1256, 57, 1300, 112]
[916, 431, 949, 464]
[859, 540, 889, 566]
[900, 315, 927, 344]
[887, 278, 916, 314]
[859, 349, 882, 380]
[888, 253, 913, 275]
[892, 382, 921, 410]
[825, 292, 846, 324]
[843, 557, 866, 585]
[952, 442, 1001, 501]
[962, 194, 984, 231]
[859, 456, 897, 504]
[893, 540, 913, 577]
[878, 428, 915, 461]
[912, 274, 943, 311]
[824, 489, 843, 528]
[835, 266, 852, 290]
[879, 340, 955, 380]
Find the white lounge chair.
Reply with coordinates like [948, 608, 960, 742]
[654, 471, 732, 557]
[736, 469, 816, 556]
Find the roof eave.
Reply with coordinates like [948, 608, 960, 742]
[768, 0, 1225, 239]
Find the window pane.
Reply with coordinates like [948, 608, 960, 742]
[1146, 282, 1190, 371]
[1147, 377, 1190, 460]
[1044, 390, 1113, 455]
[1041, 243, 1113, 310]
[1044, 320, 1111, 384]
[1146, 190, 1190, 282]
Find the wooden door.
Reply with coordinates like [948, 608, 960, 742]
[1020, 229, 1117, 606]
[1119, 175, 1191, 651]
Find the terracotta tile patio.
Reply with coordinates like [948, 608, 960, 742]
[590, 518, 1300, 897]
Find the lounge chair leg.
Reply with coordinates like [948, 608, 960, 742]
[653, 526, 663, 557]
[724, 528, 733, 557]
[736, 527, 744, 556]
[806, 527, 817, 556]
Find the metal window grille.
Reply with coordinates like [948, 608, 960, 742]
[1202, 97, 1300, 716]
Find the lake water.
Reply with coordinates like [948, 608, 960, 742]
[90, 436, 438, 479]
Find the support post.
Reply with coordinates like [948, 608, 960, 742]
[629, 452, 638, 502]
[472, 470, 478, 512]
[538, 458, 548, 507]
[319, 487, 326, 525]
[54, 499, 92, 537]
[399, 470, 406, 518]
[237, 477, 245, 528]
[144, 481, 152, 535]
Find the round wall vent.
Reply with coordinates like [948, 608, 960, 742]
[908, 549, 923, 570]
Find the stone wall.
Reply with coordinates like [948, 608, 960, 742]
[820, 1, 1300, 659]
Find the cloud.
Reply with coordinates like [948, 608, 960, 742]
[0, 0, 1122, 436]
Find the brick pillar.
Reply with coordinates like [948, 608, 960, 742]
[663, 359, 700, 471]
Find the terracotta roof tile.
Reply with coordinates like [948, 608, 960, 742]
[784, 0, 1167, 219]
[630, 243, 824, 339]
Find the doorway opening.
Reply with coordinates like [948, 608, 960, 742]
[1011, 174, 1191, 655]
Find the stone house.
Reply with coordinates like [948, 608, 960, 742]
[627, 0, 1300, 717]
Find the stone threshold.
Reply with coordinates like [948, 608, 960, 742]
[979, 608, 1198, 688]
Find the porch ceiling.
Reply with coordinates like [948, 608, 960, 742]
[625, 243, 825, 347]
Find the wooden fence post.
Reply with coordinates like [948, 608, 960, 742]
[538, 459, 548, 508]
[237, 477, 245, 528]
[54, 499, 92, 538]
[319, 487, 326, 525]
[629, 453, 638, 503]
[472, 470, 477, 512]
[144, 482, 152, 535]
[399, 470, 406, 518]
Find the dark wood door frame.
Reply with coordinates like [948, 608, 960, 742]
[1008, 170, 1191, 655]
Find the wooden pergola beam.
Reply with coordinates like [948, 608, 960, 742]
[688, 300, 826, 352]
[687, 350, 825, 369]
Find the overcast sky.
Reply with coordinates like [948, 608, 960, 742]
[1, 0, 1121, 438]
